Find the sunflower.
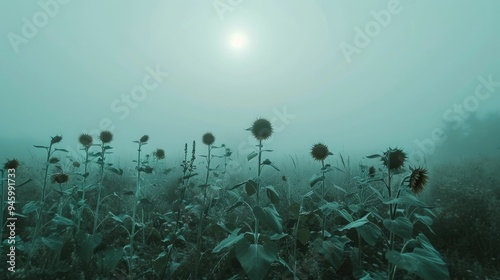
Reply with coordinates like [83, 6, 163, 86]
[202, 132, 215, 145]
[49, 157, 60, 164]
[140, 135, 149, 143]
[368, 166, 376, 178]
[51, 173, 69, 184]
[381, 147, 407, 170]
[99, 131, 113, 143]
[4, 159, 19, 170]
[154, 148, 166, 159]
[79, 133, 93, 147]
[250, 118, 273, 141]
[51, 135, 63, 144]
[409, 167, 428, 194]
[311, 143, 330, 161]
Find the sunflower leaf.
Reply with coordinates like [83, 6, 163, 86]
[309, 174, 325, 187]
[247, 151, 258, 161]
[33, 145, 49, 149]
[366, 154, 381, 159]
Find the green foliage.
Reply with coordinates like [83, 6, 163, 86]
[15, 129, 500, 279]
[235, 239, 278, 280]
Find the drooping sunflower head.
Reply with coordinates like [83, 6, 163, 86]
[51, 135, 63, 145]
[250, 118, 273, 141]
[4, 159, 20, 170]
[202, 132, 215, 145]
[154, 148, 166, 160]
[381, 147, 407, 170]
[140, 135, 149, 143]
[311, 143, 330, 161]
[225, 148, 232, 157]
[368, 166, 376, 177]
[51, 173, 69, 184]
[79, 133, 93, 147]
[409, 167, 429, 194]
[99, 131, 113, 144]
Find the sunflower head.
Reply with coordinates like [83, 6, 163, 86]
[51, 135, 63, 144]
[381, 147, 407, 170]
[4, 159, 20, 170]
[409, 167, 429, 194]
[72, 161, 81, 168]
[154, 148, 165, 160]
[79, 133, 93, 147]
[225, 148, 232, 157]
[140, 135, 149, 143]
[51, 173, 69, 184]
[202, 132, 215, 145]
[49, 157, 60, 164]
[368, 166, 376, 177]
[311, 143, 330, 161]
[250, 118, 273, 141]
[99, 131, 113, 143]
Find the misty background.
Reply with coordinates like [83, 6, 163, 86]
[1, 0, 499, 169]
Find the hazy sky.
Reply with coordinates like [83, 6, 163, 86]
[1, 0, 499, 167]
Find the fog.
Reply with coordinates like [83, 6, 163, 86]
[1, 0, 499, 168]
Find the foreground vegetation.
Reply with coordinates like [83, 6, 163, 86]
[1, 117, 498, 279]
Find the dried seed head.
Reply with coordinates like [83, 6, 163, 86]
[251, 118, 273, 141]
[140, 135, 149, 143]
[51, 135, 63, 144]
[79, 133, 93, 147]
[368, 166, 376, 177]
[51, 173, 69, 184]
[409, 167, 429, 194]
[4, 159, 20, 170]
[311, 143, 330, 161]
[99, 131, 113, 143]
[154, 148, 165, 159]
[202, 132, 215, 145]
[381, 147, 407, 170]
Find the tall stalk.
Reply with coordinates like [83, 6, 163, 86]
[254, 140, 263, 245]
[92, 131, 113, 235]
[77, 140, 91, 232]
[34, 136, 61, 238]
[195, 133, 215, 279]
[321, 159, 326, 239]
[92, 143, 106, 235]
[129, 135, 149, 260]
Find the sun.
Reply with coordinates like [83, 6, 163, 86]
[228, 32, 248, 51]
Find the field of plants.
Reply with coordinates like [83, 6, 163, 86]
[1, 117, 499, 279]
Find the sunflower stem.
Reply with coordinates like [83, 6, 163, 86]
[93, 142, 106, 235]
[195, 144, 212, 279]
[77, 146, 90, 232]
[321, 160, 326, 239]
[254, 140, 262, 245]
[129, 141, 142, 263]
